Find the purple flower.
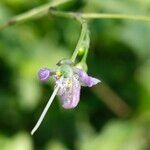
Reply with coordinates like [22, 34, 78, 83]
[38, 65, 100, 109]
[31, 60, 101, 135]
[38, 68, 53, 81]
[56, 68, 100, 109]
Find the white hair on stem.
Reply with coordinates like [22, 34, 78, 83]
[31, 85, 60, 135]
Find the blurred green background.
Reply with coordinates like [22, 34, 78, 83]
[0, 0, 150, 150]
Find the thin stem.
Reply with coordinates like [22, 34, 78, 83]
[0, 0, 71, 30]
[71, 20, 88, 62]
[1, 7, 150, 31]
[49, 10, 150, 63]
[81, 31, 90, 63]
[82, 13, 150, 22]
[31, 85, 60, 135]
[50, 9, 89, 62]
[50, 10, 150, 22]
[81, 48, 88, 63]
[82, 50, 88, 61]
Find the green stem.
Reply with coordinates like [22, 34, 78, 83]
[71, 20, 88, 63]
[50, 8, 89, 62]
[81, 30, 90, 63]
[1, 7, 150, 30]
[49, 10, 150, 63]
[50, 10, 150, 22]
[81, 48, 88, 63]
[82, 13, 150, 22]
[0, 0, 71, 30]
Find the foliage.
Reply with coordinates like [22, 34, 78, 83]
[0, 0, 150, 150]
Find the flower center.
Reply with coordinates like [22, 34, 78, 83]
[57, 64, 73, 78]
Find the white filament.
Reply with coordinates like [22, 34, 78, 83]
[31, 85, 60, 135]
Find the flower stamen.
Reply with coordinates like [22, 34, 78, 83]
[56, 71, 62, 77]
[31, 84, 60, 135]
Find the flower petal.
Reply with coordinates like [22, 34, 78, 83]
[57, 75, 81, 109]
[38, 68, 52, 81]
[74, 68, 101, 87]
[85, 76, 101, 87]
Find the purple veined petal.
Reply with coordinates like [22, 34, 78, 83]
[74, 68, 101, 87]
[84, 76, 101, 87]
[38, 68, 53, 81]
[57, 75, 81, 109]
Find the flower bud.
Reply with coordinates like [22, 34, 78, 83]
[38, 68, 52, 81]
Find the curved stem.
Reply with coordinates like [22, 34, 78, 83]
[71, 20, 88, 62]
[49, 10, 150, 63]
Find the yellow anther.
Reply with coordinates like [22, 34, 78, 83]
[66, 80, 72, 87]
[56, 71, 62, 77]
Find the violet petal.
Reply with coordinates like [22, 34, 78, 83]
[75, 68, 101, 87]
[57, 75, 81, 109]
[85, 76, 101, 87]
[38, 68, 52, 81]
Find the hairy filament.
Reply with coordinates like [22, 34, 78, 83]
[31, 85, 60, 135]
